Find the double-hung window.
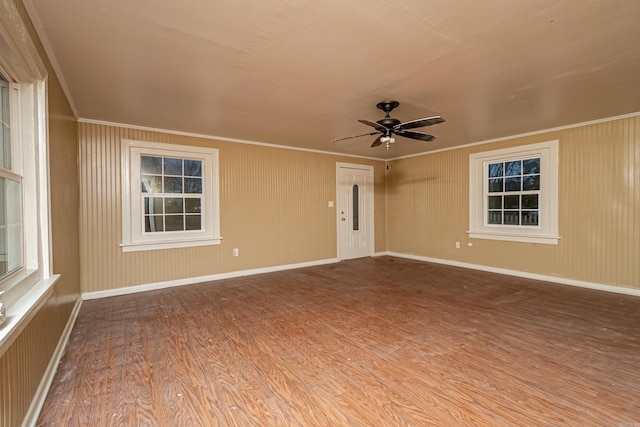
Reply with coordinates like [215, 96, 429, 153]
[0, 76, 22, 282]
[121, 139, 221, 252]
[0, 0, 52, 353]
[469, 140, 559, 244]
[486, 157, 541, 227]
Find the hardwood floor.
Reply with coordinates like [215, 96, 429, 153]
[37, 257, 640, 426]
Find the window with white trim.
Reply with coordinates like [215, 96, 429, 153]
[121, 139, 221, 252]
[0, 75, 50, 300]
[0, 0, 54, 354]
[468, 140, 559, 244]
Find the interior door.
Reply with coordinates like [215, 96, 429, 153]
[336, 163, 374, 260]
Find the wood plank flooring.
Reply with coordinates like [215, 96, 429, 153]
[37, 257, 640, 426]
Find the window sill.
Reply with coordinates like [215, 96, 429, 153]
[120, 237, 223, 252]
[0, 274, 60, 357]
[468, 231, 560, 245]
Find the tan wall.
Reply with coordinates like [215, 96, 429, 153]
[387, 115, 640, 289]
[78, 122, 387, 293]
[0, 3, 636, 424]
[0, 1, 81, 426]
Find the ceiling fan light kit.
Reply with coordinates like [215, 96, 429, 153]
[332, 101, 445, 149]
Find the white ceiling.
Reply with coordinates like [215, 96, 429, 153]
[25, 0, 640, 159]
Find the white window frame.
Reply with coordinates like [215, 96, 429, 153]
[0, 78, 22, 280]
[468, 140, 559, 244]
[0, 0, 55, 356]
[121, 139, 221, 252]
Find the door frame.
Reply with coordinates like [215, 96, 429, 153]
[336, 162, 375, 260]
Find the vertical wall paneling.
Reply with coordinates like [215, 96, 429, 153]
[3, 4, 637, 422]
[78, 122, 386, 293]
[1, 1, 81, 425]
[387, 116, 640, 289]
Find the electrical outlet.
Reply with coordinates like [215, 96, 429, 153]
[455, 241, 460, 249]
[232, 248, 239, 257]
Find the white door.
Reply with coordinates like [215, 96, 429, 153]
[336, 163, 374, 260]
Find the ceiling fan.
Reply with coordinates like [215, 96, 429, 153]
[332, 101, 445, 149]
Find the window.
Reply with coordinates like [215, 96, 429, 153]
[0, 75, 22, 281]
[121, 139, 221, 252]
[0, 0, 54, 353]
[469, 140, 559, 244]
[141, 155, 203, 233]
[352, 184, 359, 231]
[0, 76, 51, 316]
[487, 158, 540, 226]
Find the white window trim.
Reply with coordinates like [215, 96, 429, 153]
[468, 140, 560, 245]
[1, 81, 54, 336]
[121, 139, 221, 252]
[0, 13, 54, 356]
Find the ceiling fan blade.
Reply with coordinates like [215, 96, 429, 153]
[395, 130, 437, 142]
[371, 135, 383, 147]
[358, 119, 387, 132]
[394, 116, 445, 131]
[331, 131, 379, 143]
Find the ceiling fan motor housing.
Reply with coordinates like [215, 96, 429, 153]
[377, 117, 401, 129]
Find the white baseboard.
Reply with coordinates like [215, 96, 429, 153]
[380, 251, 640, 297]
[21, 252, 634, 427]
[82, 252, 639, 301]
[83, 257, 341, 300]
[23, 296, 83, 427]
[20, 252, 637, 426]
